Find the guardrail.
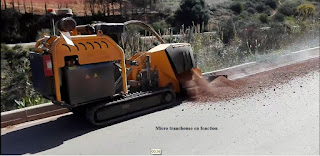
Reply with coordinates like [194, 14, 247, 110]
[1, 47, 319, 128]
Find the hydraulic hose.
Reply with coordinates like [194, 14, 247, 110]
[124, 20, 166, 44]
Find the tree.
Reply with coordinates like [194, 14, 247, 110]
[174, 0, 211, 28]
[218, 19, 236, 44]
[111, 0, 115, 15]
[97, 0, 107, 16]
[247, 7, 255, 14]
[86, 0, 96, 15]
[119, 0, 122, 15]
[30, 0, 33, 14]
[279, 1, 299, 16]
[122, 0, 128, 16]
[83, 0, 88, 16]
[230, 2, 243, 14]
[130, 0, 148, 14]
[11, 0, 14, 9]
[23, 0, 26, 13]
[17, 0, 20, 13]
[259, 13, 269, 23]
[148, 0, 159, 12]
[265, 0, 278, 10]
[45, 2, 47, 14]
[1, 9, 22, 43]
[256, 2, 266, 13]
[131, 0, 134, 15]
[273, 12, 285, 22]
[4, 0, 7, 10]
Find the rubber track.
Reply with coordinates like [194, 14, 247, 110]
[86, 88, 175, 126]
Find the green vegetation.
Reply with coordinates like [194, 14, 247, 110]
[273, 12, 285, 22]
[265, 0, 278, 9]
[0, 9, 49, 43]
[259, 13, 270, 23]
[1, 44, 49, 112]
[297, 3, 316, 17]
[230, 2, 244, 14]
[173, 0, 211, 28]
[279, 1, 301, 16]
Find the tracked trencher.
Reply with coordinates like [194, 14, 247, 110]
[29, 8, 202, 126]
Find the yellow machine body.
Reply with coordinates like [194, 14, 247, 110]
[44, 35, 127, 101]
[127, 44, 194, 93]
[34, 34, 197, 103]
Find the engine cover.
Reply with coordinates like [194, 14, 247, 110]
[62, 62, 115, 106]
[165, 45, 196, 74]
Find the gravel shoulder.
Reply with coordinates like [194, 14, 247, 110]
[1, 58, 319, 155]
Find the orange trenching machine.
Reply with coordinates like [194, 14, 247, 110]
[30, 8, 202, 126]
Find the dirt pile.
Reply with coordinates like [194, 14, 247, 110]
[178, 69, 246, 102]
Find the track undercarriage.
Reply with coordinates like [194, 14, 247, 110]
[59, 88, 176, 126]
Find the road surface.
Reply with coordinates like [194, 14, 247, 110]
[1, 58, 319, 155]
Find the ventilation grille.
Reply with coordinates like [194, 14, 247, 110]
[61, 40, 109, 52]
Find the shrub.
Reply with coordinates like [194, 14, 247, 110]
[230, 2, 244, 14]
[163, 7, 173, 16]
[210, 5, 217, 12]
[1, 44, 48, 112]
[297, 4, 316, 17]
[256, 2, 267, 13]
[259, 13, 269, 23]
[245, 1, 255, 9]
[263, 5, 273, 16]
[273, 12, 285, 22]
[151, 20, 170, 34]
[279, 2, 300, 16]
[265, 0, 278, 10]
[247, 7, 256, 14]
[239, 11, 250, 20]
[218, 19, 236, 44]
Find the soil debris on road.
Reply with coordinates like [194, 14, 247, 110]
[181, 57, 319, 103]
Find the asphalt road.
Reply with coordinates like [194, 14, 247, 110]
[1, 59, 319, 155]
